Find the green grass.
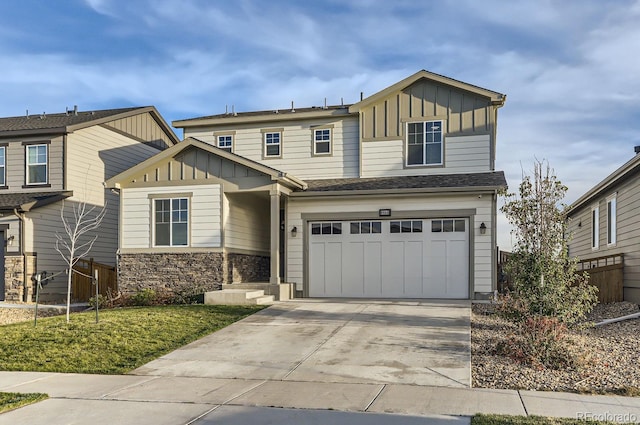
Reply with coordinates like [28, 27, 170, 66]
[472, 414, 635, 425]
[0, 305, 264, 374]
[0, 392, 48, 413]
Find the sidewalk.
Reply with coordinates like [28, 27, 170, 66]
[1, 372, 639, 424]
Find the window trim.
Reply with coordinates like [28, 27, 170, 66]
[23, 141, 50, 186]
[606, 194, 617, 246]
[216, 134, 234, 152]
[261, 128, 283, 159]
[591, 204, 599, 250]
[312, 126, 333, 156]
[405, 120, 444, 168]
[151, 196, 190, 247]
[0, 144, 7, 188]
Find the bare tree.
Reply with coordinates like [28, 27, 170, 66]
[55, 199, 106, 322]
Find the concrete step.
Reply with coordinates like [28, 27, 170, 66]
[204, 289, 275, 306]
[220, 283, 294, 301]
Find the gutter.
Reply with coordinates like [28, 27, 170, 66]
[12, 208, 27, 302]
[290, 186, 505, 198]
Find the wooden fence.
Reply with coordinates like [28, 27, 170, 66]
[71, 258, 117, 302]
[577, 254, 624, 303]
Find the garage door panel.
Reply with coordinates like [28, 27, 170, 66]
[404, 240, 424, 297]
[364, 241, 383, 296]
[343, 242, 365, 296]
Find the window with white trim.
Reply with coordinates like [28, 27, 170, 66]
[407, 120, 443, 166]
[607, 195, 617, 246]
[26, 144, 48, 185]
[313, 128, 331, 155]
[217, 135, 233, 152]
[591, 205, 599, 249]
[0, 146, 5, 186]
[264, 132, 281, 157]
[154, 198, 188, 246]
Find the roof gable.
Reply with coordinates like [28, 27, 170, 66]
[106, 137, 306, 190]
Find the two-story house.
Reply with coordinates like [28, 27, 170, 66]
[0, 106, 179, 302]
[106, 70, 507, 300]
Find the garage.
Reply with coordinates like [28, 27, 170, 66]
[308, 218, 469, 299]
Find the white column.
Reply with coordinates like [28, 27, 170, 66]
[270, 188, 281, 284]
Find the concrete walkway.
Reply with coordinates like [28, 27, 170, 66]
[1, 372, 640, 424]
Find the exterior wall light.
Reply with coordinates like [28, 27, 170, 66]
[291, 226, 297, 237]
[479, 222, 487, 235]
[7, 235, 14, 246]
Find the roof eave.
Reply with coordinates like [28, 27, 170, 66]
[292, 185, 504, 198]
[20, 190, 73, 212]
[0, 127, 68, 138]
[173, 108, 355, 128]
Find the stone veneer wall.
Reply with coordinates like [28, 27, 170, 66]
[118, 252, 224, 295]
[227, 253, 270, 283]
[3, 254, 37, 302]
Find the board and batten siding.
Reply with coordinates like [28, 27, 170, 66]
[183, 116, 360, 179]
[104, 112, 174, 150]
[360, 134, 490, 178]
[568, 173, 640, 303]
[120, 184, 222, 250]
[224, 193, 270, 254]
[285, 194, 494, 295]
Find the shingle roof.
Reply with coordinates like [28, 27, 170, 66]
[302, 172, 507, 193]
[174, 105, 353, 125]
[0, 107, 145, 133]
[0, 191, 72, 211]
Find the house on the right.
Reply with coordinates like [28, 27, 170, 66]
[566, 147, 640, 303]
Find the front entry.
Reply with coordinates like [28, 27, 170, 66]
[309, 218, 469, 299]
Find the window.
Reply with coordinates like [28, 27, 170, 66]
[390, 220, 423, 233]
[313, 128, 331, 155]
[217, 135, 233, 152]
[0, 146, 5, 186]
[264, 132, 281, 157]
[607, 195, 617, 246]
[591, 205, 599, 249]
[350, 221, 382, 234]
[431, 219, 465, 233]
[154, 198, 188, 246]
[407, 120, 443, 166]
[26, 144, 48, 185]
[311, 222, 342, 235]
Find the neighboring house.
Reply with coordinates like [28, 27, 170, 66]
[567, 147, 640, 303]
[107, 70, 508, 300]
[0, 106, 179, 302]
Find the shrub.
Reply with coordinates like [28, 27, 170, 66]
[130, 289, 157, 306]
[88, 294, 107, 309]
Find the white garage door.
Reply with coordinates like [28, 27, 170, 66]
[309, 219, 469, 299]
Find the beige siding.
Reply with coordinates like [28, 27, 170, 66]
[360, 134, 491, 177]
[568, 174, 640, 303]
[286, 194, 494, 294]
[360, 78, 494, 140]
[3, 135, 64, 191]
[225, 193, 270, 254]
[0, 216, 20, 255]
[104, 112, 174, 150]
[120, 184, 222, 250]
[183, 116, 360, 179]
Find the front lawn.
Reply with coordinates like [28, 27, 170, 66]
[0, 305, 264, 374]
[0, 392, 48, 414]
[472, 414, 633, 425]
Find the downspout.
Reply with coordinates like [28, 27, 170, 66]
[12, 208, 27, 302]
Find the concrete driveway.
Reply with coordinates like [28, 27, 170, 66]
[134, 299, 471, 387]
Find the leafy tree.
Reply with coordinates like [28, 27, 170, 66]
[55, 199, 106, 322]
[500, 159, 597, 325]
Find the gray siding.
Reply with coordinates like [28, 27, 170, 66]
[568, 173, 640, 303]
[104, 112, 174, 150]
[3, 135, 64, 191]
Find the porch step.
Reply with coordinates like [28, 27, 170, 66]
[204, 289, 275, 306]
[220, 283, 294, 301]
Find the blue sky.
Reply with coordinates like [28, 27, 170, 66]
[2, 0, 640, 249]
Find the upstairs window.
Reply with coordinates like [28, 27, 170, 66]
[607, 195, 617, 246]
[591, 205, 599, 250]
[154, 198, 188, 247]
[217, 135, 233, 152]
[264, 131, 281, 157]
[26, 144, 48, 185]
[0, 146, 5, 187]
[313, 128, 331, 155]
[407, 120, 443, 166]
